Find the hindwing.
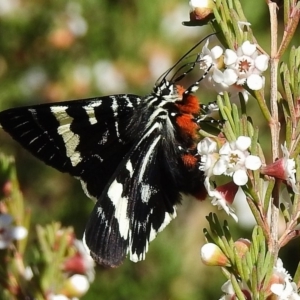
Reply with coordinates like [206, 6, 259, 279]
[84, 120, 179, 267]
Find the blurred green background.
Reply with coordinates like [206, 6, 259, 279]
[0, 0, 294, 299]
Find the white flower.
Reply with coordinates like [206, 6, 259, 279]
[198, 137, 219, 177]
[270, 258, 300, 299]
[0, 214, 27, 249]
[200, 40, 250, 102]
[200, 39, 224, 72]
[67, 274, 89, 296]
[200, 41, 227, 92]
[213, 136, 262, 186]
[273, 258, 292, 280]
[206, 180, 239, 222]
[219, 279, 252, 300]
[224, 41, 269, 90]
[197, 137, 219, 180]
[53, 275, 89, 299]
[281, 144, 298, 194]
[271, 281, 300, 300]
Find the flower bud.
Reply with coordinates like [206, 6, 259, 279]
[234, 239, 251, 258]
[60, 274, 89, 298]
[200, 243, 230, 266]
[261, 159, 286, 180]
[189, 0, 215, 21]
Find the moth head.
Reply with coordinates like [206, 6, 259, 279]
[153, 80, 182, 102]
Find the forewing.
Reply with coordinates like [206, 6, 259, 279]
[0, 95, 141, 198]
[84, 123, 179, 267]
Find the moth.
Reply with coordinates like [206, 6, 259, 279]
[0, 40, 211, 267]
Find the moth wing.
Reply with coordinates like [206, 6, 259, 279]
[83, 124, 180, 267]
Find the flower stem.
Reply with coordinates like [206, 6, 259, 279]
[268, 1, 280, 257]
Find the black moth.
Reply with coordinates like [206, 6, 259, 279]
[0, 40, 211, 267]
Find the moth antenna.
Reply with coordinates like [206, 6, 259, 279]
[171, 53, 202, 83]
[184, 63, 213, 94]
[154, 33, 216, 87]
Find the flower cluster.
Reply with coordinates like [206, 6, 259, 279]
[218, 258, 300, 300]
[198, 136, 262, 186]
[201, 241, 300, 299]
[198, 136, 262, 221]
[200, 40, 269, 102]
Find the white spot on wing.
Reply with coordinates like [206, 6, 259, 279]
[141, 184, 152, 203]
[149, 226, 157, 242]
[126, 161, 134, 177]
[111, 98, 120, 139]
[138, 135, 161, 183]
[107, 180, 130, 239]
[130, 252, 141, 263]
[51, 106, 82, 166]
[80, 180, 97, 202]
[83, 101, 102, 125]
[128, 204, 177, 263]
[123, 95, 133, 108]
[159, 210, 177, 233]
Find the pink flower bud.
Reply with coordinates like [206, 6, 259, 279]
[200, 243, 230, 266]
[261, 159, 286, 180]
[234, 239, 251, 258]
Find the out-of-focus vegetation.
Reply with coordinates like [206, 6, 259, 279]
[0, 0, 288, 299]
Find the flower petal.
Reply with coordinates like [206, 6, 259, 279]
[223, 69, 238, 85]
[255, 54, 269, 72]
[241, 41, 256, 56]
[233, 169, 248, 186]
[212, 68, 225, 83]
[197, 137, 218, 154]
[247, 74, 263, 90]
[219, 142, 231, 155]
[210, 46, 223, 60]
[245, 155, 262, 170]
[213, 158, 227, 175]
[235, 136, 251, 151]
[224, 49, 237, 65]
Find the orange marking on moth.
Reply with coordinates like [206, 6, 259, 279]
[175, 85, 200, 114]
[176, 114, 199, 138]
[176, 85, 185, 97]
[181, 153, 198, 167]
